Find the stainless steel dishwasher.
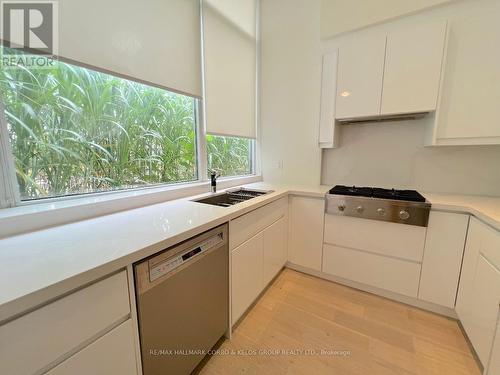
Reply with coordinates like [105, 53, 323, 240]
[134, 224, 229, 375]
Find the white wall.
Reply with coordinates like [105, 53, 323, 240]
[321, 119, 500, 196]
[260, 0, 322, 185]
[320, 0, 453, 39]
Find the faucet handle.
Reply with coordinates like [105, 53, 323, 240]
[210, 170, 221, 179]
[209, 170, 221, 193]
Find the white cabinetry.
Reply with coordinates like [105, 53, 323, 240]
[0, 271, 137, 375]
[322, 215, 426, 298]
[488, 317, 500, 375]
[381, 21, 447, 115]
[335, 34, 386, 119]
[263, 216, 288, 286]
[46, 320, 137, 375]
[288, 196, 325, 271]
[231, 232, 264, 324]
[323, 243, 421, 297]
[429, 1, 500, 146]
[333, 20, 447, 121]
[418, 211, 469, 308]
[230, 198, 288, 325]
[319, 50, 339, 148]
[456, 217, 500, 366]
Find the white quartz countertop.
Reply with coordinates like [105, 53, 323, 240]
[425, 192, 500, 231]
[0, 183, 328, 322]
[1, 182, 499, 322]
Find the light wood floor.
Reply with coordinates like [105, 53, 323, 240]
[200, 269, 481, 375]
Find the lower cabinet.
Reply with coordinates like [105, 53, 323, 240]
[418, 211, 469, 308]
[231, 232, 264, 324]
[322, 214, 426, 298]
[488, 316, 500, 375]
[456, 217, 500, 366]
[288, 195, 325, 271]
[230, 198, 288, 326]
[46, 320, 137, 375]
[322, 243, 421, 297]
[0, 271, 135, 375]
[263, 216, 288, 286]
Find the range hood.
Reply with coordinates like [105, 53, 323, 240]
[337, 112, 428, 125]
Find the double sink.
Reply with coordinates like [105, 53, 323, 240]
[194, 188, 271, 207]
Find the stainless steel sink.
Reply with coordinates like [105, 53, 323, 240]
[193, 188, 271, 207]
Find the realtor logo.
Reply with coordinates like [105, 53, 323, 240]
[0, 1, 58, 67]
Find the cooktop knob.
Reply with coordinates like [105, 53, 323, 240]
[356, 206, 364, 214]
[399, 210, 410, 220]
[377, 208, 386, 216]
[338, 205, 346, 212]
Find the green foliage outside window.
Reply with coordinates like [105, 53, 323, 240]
[206, 134, 253, 178]
[0, 48, 253, 201]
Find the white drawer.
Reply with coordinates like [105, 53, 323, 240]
[230, 197, 287, 250]
[0, 271, 130, 375]
[46, 319, 137, 375]
[480, 219, 500, 270]
[324, 214, 426, 262]
[322, 244, 421, 297]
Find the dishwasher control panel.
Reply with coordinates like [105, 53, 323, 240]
[149, 233, 224, 282]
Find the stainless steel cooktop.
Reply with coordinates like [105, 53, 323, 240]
[326, 185, 431, 227]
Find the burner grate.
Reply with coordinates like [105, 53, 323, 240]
[329, 185, 426, 203]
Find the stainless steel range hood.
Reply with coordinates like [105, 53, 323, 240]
[337, 112, 428, 125]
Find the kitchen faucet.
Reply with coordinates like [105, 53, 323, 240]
[210, 170, 221, 193]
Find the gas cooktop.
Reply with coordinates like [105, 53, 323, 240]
[328, 185, 426, 203]
[326, 185, 431, 227]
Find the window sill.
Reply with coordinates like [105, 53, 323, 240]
[0, 175, 262, 239]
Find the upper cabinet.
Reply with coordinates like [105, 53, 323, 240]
[335, 20, 447, 121]
[322, 0, 500, 146]
[429, 1, 500, 146]
[381, 21, 447, 115]
[318, 50, 339, 148]
[335, 34, 386, 120]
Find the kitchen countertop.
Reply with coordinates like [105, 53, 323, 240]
[0, 183, 328, 322]
[424, 192, 500, 231]
[0, 182, 499, 323]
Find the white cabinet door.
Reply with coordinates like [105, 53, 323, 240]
[230, 197, 287, 249]
[488, 314, 500, 375]
[319, 50, 339, 148]
[381, 21, 447, 115]
[231, 232, 264, 325]
[432, 1, 500, 145]
[465, 255, 500, 364]
[324, 214, 426, 262]
[288, 196, 325, 271]
[419, 211, 469, 308]
[335, 34, 386, 119]
[457, 218, 500, 365]
[456, 218, 483, 325]
[323, 244, 421, 297]
[0, 271, 130, 375]
[263, 216, 287, 286]
[46, 320, 137, 375]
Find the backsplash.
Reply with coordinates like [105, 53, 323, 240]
[321, 119, 500, 196]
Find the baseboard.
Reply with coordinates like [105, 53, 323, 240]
[285, 262, 458, 319]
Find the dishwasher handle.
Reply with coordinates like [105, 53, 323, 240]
[148, 232, 225, 282]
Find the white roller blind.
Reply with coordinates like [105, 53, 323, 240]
[203, 0, 257, 138]
[58, 0, 202, 97]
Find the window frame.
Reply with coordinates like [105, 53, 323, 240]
[0, 0, 262, 210]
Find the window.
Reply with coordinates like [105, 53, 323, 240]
[0, 48, 198, 200]
[0, 47, 258, 207]
[206, 135, 253, 178]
